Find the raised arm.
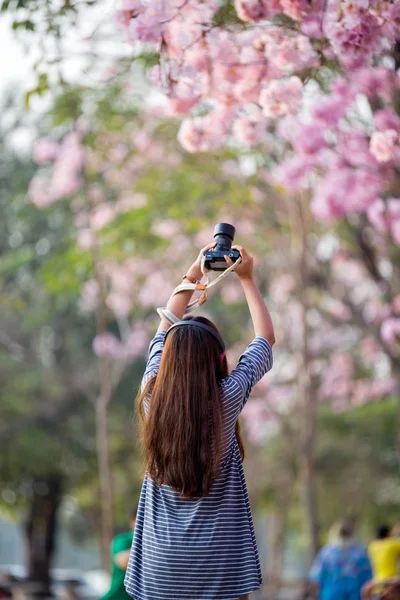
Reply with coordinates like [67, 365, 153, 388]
[157, 243, 215, 332]
[226, 246, 275, 346]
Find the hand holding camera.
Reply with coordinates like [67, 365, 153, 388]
[185, 222, 254, 283]
[225, 246, 253, 280]
[203, 223, 241, 271]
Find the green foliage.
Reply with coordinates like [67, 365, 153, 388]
[253, 398, 400, 541]
[316, 398, 400, 531]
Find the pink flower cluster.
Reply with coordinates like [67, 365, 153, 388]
[276, 67, 400, 237]
[369, 130, 399, 163]
[115, 0, 398, 156]
[259, 77, 303, 119]
[367, 198, 400, 245]
[30, 133, 84, 208]
[92, 324, 149, 361]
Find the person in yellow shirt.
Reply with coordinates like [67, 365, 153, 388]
[369, 525, 400, 582]
[362, 525, 400, 600]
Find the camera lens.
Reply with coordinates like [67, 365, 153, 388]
[213, 223, 236, 250]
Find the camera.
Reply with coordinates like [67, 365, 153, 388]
[203, 223, 241, 271]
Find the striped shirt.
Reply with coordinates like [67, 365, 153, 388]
[125, 331, 273, 600]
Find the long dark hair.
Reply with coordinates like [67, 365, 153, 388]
[136, 316, 245, 498]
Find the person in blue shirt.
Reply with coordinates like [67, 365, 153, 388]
[309, 519, 372, 600]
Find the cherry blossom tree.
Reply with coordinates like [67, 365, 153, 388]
[114, 0, 400, 564]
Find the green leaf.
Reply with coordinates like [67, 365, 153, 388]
[0, 247, 34, 274]
[12, 19, 35, 31]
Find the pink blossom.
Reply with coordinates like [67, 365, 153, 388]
[276, 115, 300, 142]
[87, 183, 106, 204]
[352, 378, 398, 405]
[259, 77, 303, 119]
[221, 278, 243, 305]
[272, 35, 319, 72]
[123, 325, 149, 360]
[33, 138, 60, 164]
[93, 333, 124, 359]
[165, 234, 192, 258]
[77, 229, 95, 250]
[90, 204, 116, 231]
[311, 168, 382, 221]
[79, 280, 100, 313]
[270, 274, 296, 304]
[301, 14, 324, 38]
[363, 299, 391, 324]
[116, 192, 147, 212]
[40, 132, 84, 201]
[279, 0, 309, 21]
[194, 226, 215, 248]
[29, 176, 55, 208]
[132, 130, 152, 152]
[374, 109, 400, 134]
[324, 12, 381, 64]
[337, 132, 377, 169]
[351, 66, 394, 101]
[293, 122, 326, 155]
[324, 298, 352, 321]
[381, 1, 400, 44]
[137, 271, 171, 308]
[178, 111, 230, 153]
[234, 0, 270, 22]
[106, 292, 132, 317]
[115, 0, 144, 28]
[359, 336, 381, 365]
[332, 256, 367, 286]
[311, 94, 351, 127]
[341, 0, 370, 24]
[108, 264, 135, 295]
[366, 198, 400, 239]
[126, 2, 170, 45]
[152, 219, 181, 238]
[57, 132, 84, 173]
[392, 296, 400, 315]
[241, 400, 276, 445]
[320, 353, 354, 399]
[392, 219, 400, 246]
[381, 318, 400, 346]
[108, 144, 128, 164]
[232, 113, 267, 146]
[367, 199, 387, 233]
[49, 169, 82, 200]
[369, 130, 398, 163]
[276, 155, 314, 191]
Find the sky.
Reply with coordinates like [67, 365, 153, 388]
[0, 16, 35, 91]
[0, 2, 131, 152]
[0, 0, 128, 111]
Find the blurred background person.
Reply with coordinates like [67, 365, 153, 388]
[368, 525, 400, 583]
[362, 524, 400, 600]
[308, 518, 372, 600]
[100, 507, 137, 600]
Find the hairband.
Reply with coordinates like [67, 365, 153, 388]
[164, 320, 225, 353]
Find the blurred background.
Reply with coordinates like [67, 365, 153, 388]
[0, 0, 399, 599]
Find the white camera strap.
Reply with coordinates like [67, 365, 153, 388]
[157, 255, 242, 324]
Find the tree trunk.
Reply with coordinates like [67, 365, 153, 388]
[25, 474, 63, 597]
[93, 253, 115, 570]
[266, 489, 291, 594]
[301, 430, 319, 562]
[95, 376, 114, 571]
[298, 196, 319, 564]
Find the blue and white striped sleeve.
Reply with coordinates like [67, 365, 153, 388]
[221, 337, 273, 414]
[141, 330, 166, 390]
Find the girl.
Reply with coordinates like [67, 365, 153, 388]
[125, 244, 275, 600]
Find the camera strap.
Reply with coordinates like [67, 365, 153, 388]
[157, 255, 242, 324]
